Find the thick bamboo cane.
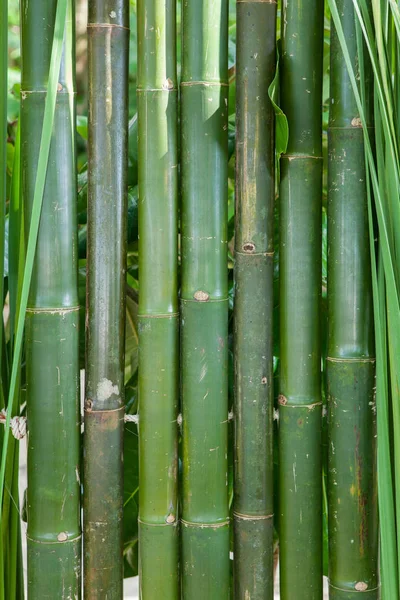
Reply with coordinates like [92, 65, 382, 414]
[327, 0, 378, 597]
[233, 1, 277, 597]
[84, 0, 129, 596]
[137, 0, 179, 596]
[22, 0, 81, 595]
[180, 0, 230, 597]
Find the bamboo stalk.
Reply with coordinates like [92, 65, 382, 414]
[84, 0, 129, 596]
[327, 1, 378, 597]
[21, 0, 81, 595]
[278, 0, 324, 597]
[180, 0, 230, 597]
[233, 1, 276, 598]
[137, 0, 179, 596]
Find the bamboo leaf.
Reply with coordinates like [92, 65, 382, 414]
[268, 43, 289, 156]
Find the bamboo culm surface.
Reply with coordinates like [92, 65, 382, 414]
[84, 0, 129, 596]
[137, 0, 179, 597]
[279, 0, 324, 597]
[327, 0, 378, 597]
[234, 1, 276, 598]
[21, 0, 81, 596]
[181, 0, 230, 597]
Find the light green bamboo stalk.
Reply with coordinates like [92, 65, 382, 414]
[180, 0, 230, 597]
[233, 1, 276, 598]
[21, 0, 81, 595]
[278, 0, 324, 597]
[137, 0, 179, 597]
[327, 0, 378, 597]
[84, 0, 129, 596]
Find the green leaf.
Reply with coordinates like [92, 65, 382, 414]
[268, 42, 289, 156]
[76, 115, 88, 140]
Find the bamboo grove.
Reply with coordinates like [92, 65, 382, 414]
[3, 0, 400, 598]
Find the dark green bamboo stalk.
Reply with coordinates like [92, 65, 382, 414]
[137, 0, 179, 597]
[279, 1, 324, 597]
[233, 1, 276, 598]
[181, 0, 229, 597]
[84, 0, 129, 596]
[327, 1, 378, 597]
[21, 0, 81, 595]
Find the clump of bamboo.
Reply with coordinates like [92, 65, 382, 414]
[327, 0, 378, 597]
[137, 0, 179, 596]
[180, 0, 230, 597]
[233, 0, 276, 597]
[278, 0, 324, 596]
[21, 0, 81, 595]
[84, 0, 129, 596]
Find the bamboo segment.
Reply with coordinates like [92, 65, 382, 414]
[327, 2, 378, 596]
[234, 1, 276, 598]
[181, 0, 230, 597]
[21, 0, 81, 596]
[84, 0, 129, 596]
[137, 0, 179, 596]
[279, 0, 324, 597]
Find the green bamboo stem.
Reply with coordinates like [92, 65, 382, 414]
[137, 0, 179, 597]
[84, 0, 129, 596]
[327, 1, 378, 597]
[233, 1, 276, 598]
[181, 0, 229, 597]
[278, 1, 324, 597]
[21, 0, 81, 595]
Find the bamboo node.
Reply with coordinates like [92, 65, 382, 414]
[242, 242, 256, 253]
[165, 514, 176, 524]
[57, 532, 68, 542]
[194, 290, 210, 302]
[0, 409, 27, 440]
[355, 582, 368, 591]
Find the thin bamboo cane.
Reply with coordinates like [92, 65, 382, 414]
[233, 1, 276, 598]
[180, 0, 230, 597]
[278, 0, 324, 597]
[327, 1, 378, 597]
[84, 0, 129, 596]
[21, 0, 81, 595]
[137, 0, 179, 596]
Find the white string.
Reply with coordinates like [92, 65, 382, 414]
[0, 409, 27, 440]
